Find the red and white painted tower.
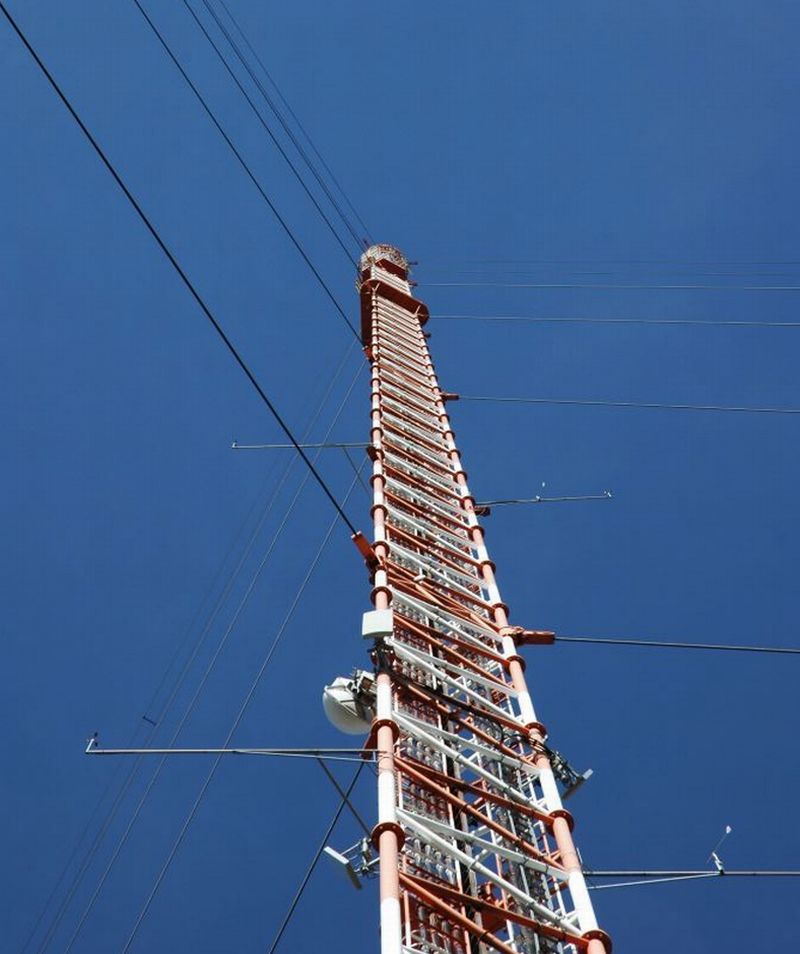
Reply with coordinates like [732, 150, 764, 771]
[344, 244, 611, 954]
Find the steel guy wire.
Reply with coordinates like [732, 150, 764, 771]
[33, 476, 295, 954]
[418, 265, 800, 280]
[265, 763, 365, 954]
[132, 0, 359, 285]
[422, 281, 800, 291]
[61, 355, 364, 953]
[36, 576, 242, 953]
[32, 464, 282, 953]
[555, 635, 800, 655]
[18, 720, 150, 954]
[431, 314, 800, 328]
[29, 338, 357, 954]
[120, 461, 369, 953]
[585, 870, 800, 890]
[31, 346, 354, 954]
[33, 730, 155, 954]
[27, 514, 273, 953]
[477, 492, 612, 507]
[36, 359, 355, 954]
[134, 0, 357, 269]
[0, 2, 362, 536]
[341, 445, 371, 496]
[196, 0, 366, 251]
[215, 0, 373, 244]
[587, 869, 800, 878]
[458, 395, 800, 415]
[589, 873, 720, 890]
[418, 258, 800, 266]
[316, 759, 371, 838]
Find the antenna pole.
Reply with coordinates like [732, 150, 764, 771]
[355, 245, 610, 954]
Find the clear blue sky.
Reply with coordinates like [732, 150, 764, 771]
[2, 2, 799, 952]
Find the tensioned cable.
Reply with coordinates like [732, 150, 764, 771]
[216, 0, 373, 244]
[195, 0, 366, 251]
[65, 356, 359, 947]
[316, 759, 371, 837]
[585, 869, 800, 891]
[61, 356, 364, 953]
[131, 2, 356, 270]
[132, 0, 359, 284]
[420, 258, 800, 266]
[37, 469, 288, 951]
[478, 492, 612, 507]
[32, 407, 297, 954]
[120, 462, 368, 953]
[265, 763, 364, 954]
[342, 445, 371, 496]
[20, 721, 151, 954]
[420, 267, 800, 280]
[198, 0, 364, 251]
[28, 207, 337, 950]
[589, 873, 718, 890]
[431, 314, 800, 328]
[32, 340, 356, 954]
[0, 3, 360, 537]
[37, 546, 256, 953]
[556, 635, 800, 655]
[422, 281, 800, 291]
[587, 869, 800, 877]
[458, 395, 800, 415]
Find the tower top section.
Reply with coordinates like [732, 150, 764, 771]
[358, 242, 426, 344]
[359, 243, 409, 278]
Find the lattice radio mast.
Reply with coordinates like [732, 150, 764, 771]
[324, 245, 611, 954]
